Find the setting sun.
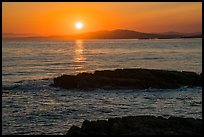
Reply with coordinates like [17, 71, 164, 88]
[2, 2, 202, 135]
[75, 22, 83, 29]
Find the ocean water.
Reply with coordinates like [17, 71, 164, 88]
[2, 38, 202, 135]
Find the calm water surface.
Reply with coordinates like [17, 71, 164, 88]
[2, 38, 202, 135]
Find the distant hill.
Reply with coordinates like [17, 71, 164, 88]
[73, 29, 180, 39]
[156, 31, 202, 37]
[156, 31, 185, 36]
[3, 29, 202, 40]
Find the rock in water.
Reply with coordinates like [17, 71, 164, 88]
[52, 68, 201, 89]
[66, 116, 202, 135]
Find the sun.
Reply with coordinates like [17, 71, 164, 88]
[75, 22, 83, 29]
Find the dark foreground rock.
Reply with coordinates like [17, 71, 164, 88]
[52, 68, 201, 89]
[66, 116, 202, 135]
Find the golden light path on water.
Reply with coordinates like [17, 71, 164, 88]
[73, 40, 86, 73]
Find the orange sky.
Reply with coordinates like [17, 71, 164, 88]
[2, 2, 202, 36]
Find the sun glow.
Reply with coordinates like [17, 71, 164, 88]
[75, 22, 83, 29]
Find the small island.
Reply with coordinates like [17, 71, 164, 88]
[51, 68, 202, 90]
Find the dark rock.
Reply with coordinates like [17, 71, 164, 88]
[53, 75, 78, 89]
[66, 125, 81, 135]
[52, 68, 201, 89]
[66, 116, 202, 135]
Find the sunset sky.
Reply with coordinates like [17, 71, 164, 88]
[2, 2, 202, 36]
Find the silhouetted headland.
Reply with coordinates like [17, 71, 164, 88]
[51, 68, 202, 89]
[3, 29, 202, 40]
[66, 115, 202, 135]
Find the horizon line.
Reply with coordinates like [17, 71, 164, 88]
[3, 29, 202, 38]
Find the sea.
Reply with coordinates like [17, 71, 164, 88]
[2, 38, 202, 135]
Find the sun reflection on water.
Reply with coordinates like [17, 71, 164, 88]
[73, 40, 86, 72]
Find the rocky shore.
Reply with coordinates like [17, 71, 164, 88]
[66, 116, 202, 135]
[52, 68, 201, 89]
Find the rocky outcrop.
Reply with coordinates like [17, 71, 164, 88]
[66, 116, 202, 135]
[52, 68, 201, 89]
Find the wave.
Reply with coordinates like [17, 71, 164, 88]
[2, 78, 53, 92]
[142, 57, 163, 60]
[127, 57, 163, 60]
[2, 84, 20, 90]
